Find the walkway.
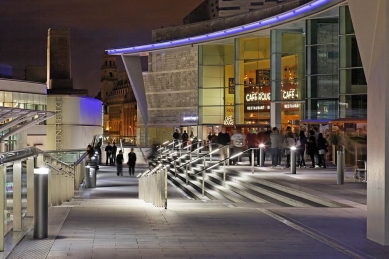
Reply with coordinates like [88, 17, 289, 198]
[5, 165, 389, 259]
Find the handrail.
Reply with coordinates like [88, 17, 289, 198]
[73, 152, 88, 166]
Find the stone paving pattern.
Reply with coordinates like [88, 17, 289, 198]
[6, 164, 389, 258]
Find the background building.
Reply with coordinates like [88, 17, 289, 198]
[99, 53, 137, 144]
[184, 0, 289, 24]
[0, 64, 12, 79]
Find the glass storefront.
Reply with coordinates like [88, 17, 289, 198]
[196, 6, 366, 136]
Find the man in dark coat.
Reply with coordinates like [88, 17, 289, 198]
[105, 143, 112, 165]
[128, 148, 137, 176]
[116, 150, 124, 176]
[112, 142, 118, 165]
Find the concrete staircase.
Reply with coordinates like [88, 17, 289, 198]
[150, 151, 347, 208]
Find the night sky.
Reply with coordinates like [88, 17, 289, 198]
[0, 0, 202, 97]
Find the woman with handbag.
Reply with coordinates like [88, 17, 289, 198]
[317, 133, 328, 168]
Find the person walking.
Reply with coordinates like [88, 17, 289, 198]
[317, 133, 328, 168]
[182, 130, 189, 148]
[173, 129, 180, 150]
[105, 143, 112, 165]
[116, 150, 124, 176]
[86, 145, 95, 160]
[297, 130, 307, 168]
[217, 126, 230, 162]
[230, 129, 245, 165]
[246, 129, 258, 166]
[112, 142, 117, 165]
[307, 130, 317, 168]
[284, 131, 296, 169]
[127, 148, 137, 176]
[270, 127, 283, 168]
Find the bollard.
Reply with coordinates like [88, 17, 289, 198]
[189, 152, 192, 171]
[174, 159, 177, 178]
[85, 165, 91, 188]
[209, 143, 212, 162]
[251, 149, 254, 174]
[164, 166, 168, 209]
[34, 168, 49, 239]
[185, 164, 188, 185]
[290, 146, 296, 174]
[259, 144, 265, 167]
[337, 151, 344, 185]
[202, 171, 205, 196]
[223, 165, 226, 186]
[227, 146, 230, 167]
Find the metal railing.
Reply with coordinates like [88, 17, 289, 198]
[0, 147, 90, 251]
[138, 164, 167, 209]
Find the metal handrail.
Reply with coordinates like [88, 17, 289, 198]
[176, 143, 225, 170]
[73, 152, 88, 166]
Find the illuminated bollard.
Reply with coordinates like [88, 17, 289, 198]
[251, 149, 255, 174]
[337, 151, 344, 185]
[34, 168, 49, 239]
[259, 144, 265, 167]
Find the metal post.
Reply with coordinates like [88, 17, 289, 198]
[164, 166, 167, 209]
[34, 168, 49, 239]
[26, 157, 34, 217]
[259, 146, 265, 167]
[290, 147, 296, 174]
[0, 165, 6, 251]
[251, 149, 254, 174]
[227, 146, 230, 167]
[185, 165, 188, 185]
[223, 165, 226, 186]
[85, 165, 91, 188]
[202, 170, 205, 196]
[189, 152, 192, 171]
[209, 143, 212, 162]
[337, 151, 344, 185]
[174, 160, 177, 178]
[13, 161, 22, 231]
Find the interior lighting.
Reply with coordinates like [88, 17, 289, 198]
[107, 0, 330, 55]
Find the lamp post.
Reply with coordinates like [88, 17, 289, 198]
[34, 167, 49, 239]
[290, 146, 297, 174]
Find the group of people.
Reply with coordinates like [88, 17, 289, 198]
[103, 142, 137, 176]
[173, 129, 195, 149]
[269, 126, 328, 169]
[204, 126, 329, 169]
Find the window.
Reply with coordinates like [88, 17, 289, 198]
[251, 2, 264, 6]
[218, 6, 240, 10]
[109, 72, 113, 78]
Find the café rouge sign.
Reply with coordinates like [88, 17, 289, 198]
[245, 89, 297, 102]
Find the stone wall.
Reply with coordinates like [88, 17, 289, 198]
[141, 48, 198, 127]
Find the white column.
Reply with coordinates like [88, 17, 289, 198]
[349, 0, 389, 245]
[0, 165, 6, 251]
[26, 157, 34, 217]
[13, 162, 22, 231]
[270, 30, 283, 129]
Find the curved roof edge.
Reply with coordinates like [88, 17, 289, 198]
[108, 0, 342, 55]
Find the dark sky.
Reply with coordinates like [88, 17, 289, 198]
[0, 0, 202, 97]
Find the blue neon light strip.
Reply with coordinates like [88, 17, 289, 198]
[107, 0, 329, 55]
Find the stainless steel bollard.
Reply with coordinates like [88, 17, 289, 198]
[85, 165, 91, 188]
[209, 143, 212, 162]
[290, 147, 296, 174]
[34, 168, 49, 239]
[90, 167, 97, 188]
[337, 151, 344, 185]
[259, 144, 265, 167]
[202, 171, 205, 196]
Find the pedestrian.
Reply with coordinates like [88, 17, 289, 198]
[182, 130, 189, 148]
[230, 129, 245, 165]
[112, 142, 117, 165]
[116, 150, 124, 176]
[246, 128, 258, 165]
[173, 129, 180, 150]
[86, 145, 95, 160]
[307, 130, 317, 168]
[127, 148, 137, 176]
[317, 133, 328, 168]
[297, 130, 307, 168]
[217, 126, 230, 162]
[284, 131, 296, 169]
[105, 142, 112, 165]
[95, 142, 102, 165]
[270, 127, 283, 168]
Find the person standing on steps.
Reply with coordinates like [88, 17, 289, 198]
[182, 130, 189, 148]
[116, 150, 124, 176]
[230, 129, 245, 165]
[173, 129, 180, 150]
[217, 126, 231, 162]
[105, 142, 112, 165]
[112, 142, 117, 165]
[307, 130, 317, 168]
[127, 148, 137, 176]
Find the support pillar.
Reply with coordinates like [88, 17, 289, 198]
[270, 29, 283, 130]
[26, 157, 34, 217]
[0, 165, 6, 251]
[348, 0, 389, 245]
[13, 161, 22, 231]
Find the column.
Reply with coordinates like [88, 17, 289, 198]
[0, 165, 6, 251]
[349, 0, 389, 245]
[13, 161, 22, 231]
[26, 157, 34, 217]
[270, 30, 282, 129]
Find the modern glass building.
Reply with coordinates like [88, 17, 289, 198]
[108, 0, 366, 146]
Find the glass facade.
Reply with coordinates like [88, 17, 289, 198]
[197, 6, 366, 132]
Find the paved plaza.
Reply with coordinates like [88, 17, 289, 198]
[3, 164, 389, 259]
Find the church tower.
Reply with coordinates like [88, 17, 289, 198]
[100, 52, 118, 102]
